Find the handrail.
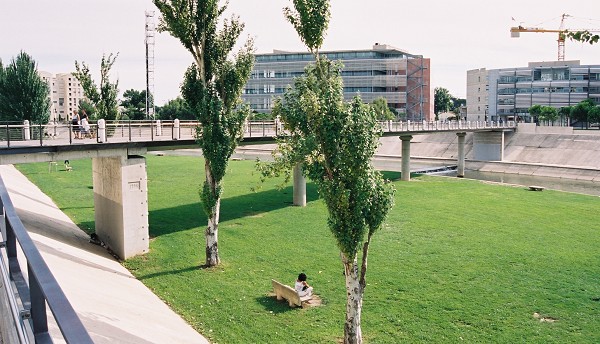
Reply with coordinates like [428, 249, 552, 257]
[0, 175, 92, 343]
[0, 119, 518, 150]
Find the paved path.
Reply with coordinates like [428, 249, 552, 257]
[0, 165, 208, 344]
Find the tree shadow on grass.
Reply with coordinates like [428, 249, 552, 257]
[147, 182, 319, 237]
[255, 295, 298, 314]
[136, 266, 201, 281]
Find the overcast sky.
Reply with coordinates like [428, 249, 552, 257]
[1, 0, 599, 105]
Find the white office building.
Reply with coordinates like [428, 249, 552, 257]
[38, 71, 86, 122]
[467, 60, 600, 123]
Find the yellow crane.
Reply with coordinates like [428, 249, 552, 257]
[510, 14, 600, 61]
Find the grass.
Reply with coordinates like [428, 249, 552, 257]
[17, 156, 600, 343]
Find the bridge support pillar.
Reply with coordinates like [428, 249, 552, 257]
[456, 132, 466, 177]
[92, 155, 149, 259]
[293, 163, 306, 207]
[400, 135, 412, 181]
[473, 131, 504, 161]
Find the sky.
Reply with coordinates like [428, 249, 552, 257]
[1, 0, 599, 105]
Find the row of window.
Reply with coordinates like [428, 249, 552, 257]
[250, 69, 400, 79]
[499, 72, 600, 83]
[255, 51, 406, 63]
[497, 87, 598, 95]
[244, 86, 405, 95]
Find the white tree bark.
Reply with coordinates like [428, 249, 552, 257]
[342, 253, 364, 344]
[204, 164, 221, 266]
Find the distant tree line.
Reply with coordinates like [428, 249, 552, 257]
[529, 99, 600, 128]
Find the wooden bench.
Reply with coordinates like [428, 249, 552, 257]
[272, 279, 311, 307]
[528, 185, 544, 191]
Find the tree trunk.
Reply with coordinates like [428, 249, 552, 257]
[342, 253, 363, 344]
[204, 163, 221, 266]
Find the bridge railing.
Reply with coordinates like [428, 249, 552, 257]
[0, 175, 93, 343]
[377, 120, 516, 132]
[0, 119, 516, 149]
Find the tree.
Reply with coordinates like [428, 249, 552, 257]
[0, 51, 50, 124]
[434, 87, 453, 120]
[260, 1, 394, 342]
[570, 99, 595, 128]
[589, 105, 600, 127]
[528, 104, 543, 123]
[539, 106, 558, 125]
[566, 30, 599, 45]
[73, 53, 120, 121]
[156, 97, 195, 120]
[78, 99, 96, 119]
[371, 97, 395, 120]
[121, 89, 149, 120]
[154, 0, 255, 266]
[558, 106, 572, 126]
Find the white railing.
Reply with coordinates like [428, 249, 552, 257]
[0, 119, 516, 149]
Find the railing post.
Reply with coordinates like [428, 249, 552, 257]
[23, 120, 31, 141]
[6, 123, 10, 148]
[150, 121, 154, 141]
[173, 119, 180, 140]
[128, 120, 132, 141]
[97, 119, 106, 143]
[262, 121, 266, 137]
[156, 120, 162, 136]
[39, 122, 43, 146]
[29, 264, 49, 338]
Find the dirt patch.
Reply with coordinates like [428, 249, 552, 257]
[533, 312, 558, 323]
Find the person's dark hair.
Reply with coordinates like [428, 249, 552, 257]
[298, 273, 307, 281]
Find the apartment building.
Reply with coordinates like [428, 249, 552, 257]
[467, 61, 600, 122]
[38, 71, 86, 122]
[242, 43, 432, 121]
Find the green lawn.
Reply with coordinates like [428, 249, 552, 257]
[17, 156, 600, 343]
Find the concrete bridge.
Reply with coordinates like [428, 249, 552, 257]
[0, 119, 516, 259]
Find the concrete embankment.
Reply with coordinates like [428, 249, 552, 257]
[376, 124, 600, 181]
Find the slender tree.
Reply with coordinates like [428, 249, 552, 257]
[73, 53, 119, 121]
[371, 97, 395, 120]
[434, 87, 453, 120]
[0, 51, 50, 123]
[154, 0, 255, 266]
[259, 1, 394, 342]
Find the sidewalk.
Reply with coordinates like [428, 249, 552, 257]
[0, 165, 208, 344]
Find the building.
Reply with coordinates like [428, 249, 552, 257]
[242, 43, 432, 121]
[467, 61, 600, 123]
[38, 72, 86, 122]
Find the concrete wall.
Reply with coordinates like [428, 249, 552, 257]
[378, 129, 600, 169]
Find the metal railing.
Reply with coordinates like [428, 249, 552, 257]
[0, 119, 517, 149]
[0, 175, 92, 343]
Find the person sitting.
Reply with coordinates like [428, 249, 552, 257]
[295, 272, 313, 298]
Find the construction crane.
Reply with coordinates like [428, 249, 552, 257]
[510, 13, 600, 61]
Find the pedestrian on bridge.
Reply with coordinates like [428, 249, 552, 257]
[71, 110, 81, 139]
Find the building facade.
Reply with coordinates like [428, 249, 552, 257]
[467, 61, 600, 122]
[39, 71, 86, 122]
[242, 44, 432, 121]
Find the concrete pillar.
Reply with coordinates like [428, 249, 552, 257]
[92, 155, 149, 259]
[400, 135, 412, 181]
[293, 163, 306, 207]
[23, 120, 31, 141]
[456, 132, 466, 177]
[473, 131, 504, 161]
[155, 120, 162, 136]
[97, 119, 106, 143]
[173, 119, 180, 140]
